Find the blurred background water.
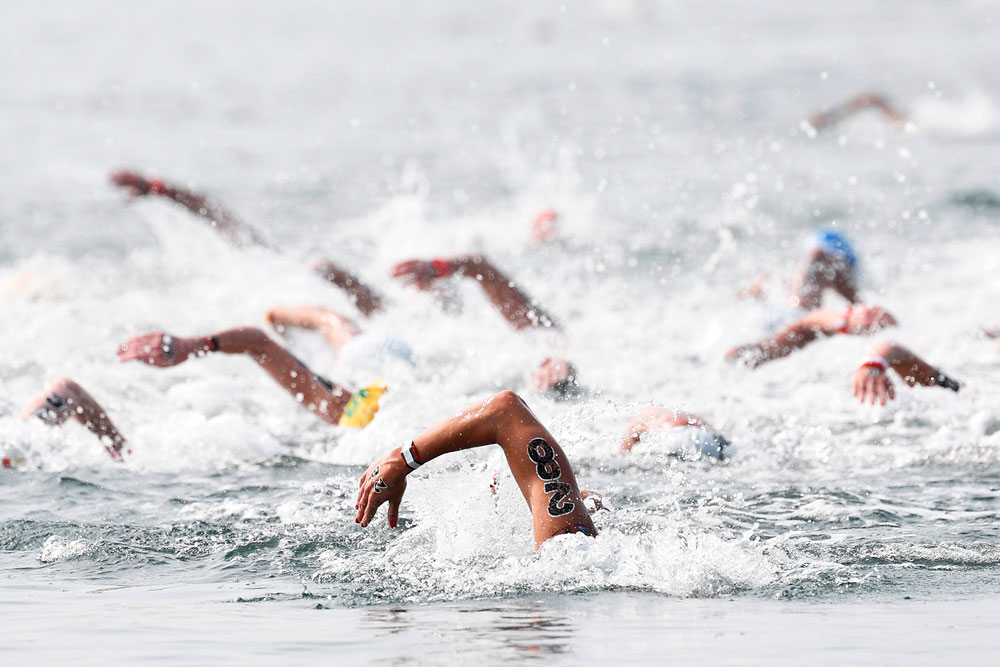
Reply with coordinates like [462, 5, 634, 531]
[2, 0, 1000, 663]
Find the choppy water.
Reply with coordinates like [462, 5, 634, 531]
[3, 0, 1000, 663]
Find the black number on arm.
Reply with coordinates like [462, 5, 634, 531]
[527, 437, 561, 480]
[544, 481, 575, 517]
[527, 438, 576, 517]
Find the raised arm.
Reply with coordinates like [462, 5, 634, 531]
[110, 169, 268, 248]
[265, 305, 361, 353]
[619, 407, 708, 453]
[355, 390, 595, 549]
[392, 254, 559, 330]
[727, 305, 896, 368]
[20, 378, 129, 461]
[309, 259, 384, 317]
[807, 92, 908, 132]
[852, 341, 960, 405]
[117, 327, 355, 425]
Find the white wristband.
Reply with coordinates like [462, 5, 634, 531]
[401, 442, 422, 470]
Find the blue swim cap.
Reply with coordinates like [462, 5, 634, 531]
[813, 229, 857, 268]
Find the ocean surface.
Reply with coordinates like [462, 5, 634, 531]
[2, 0, 1000, 663]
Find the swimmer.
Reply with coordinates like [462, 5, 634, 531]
[619, 406, 730, 460]
[117, 327, 383, 427]
[355, 390, 596, 549]
[727, 303, 897, 368]
[19, 378, 130, 461]
[740, 229, 860, 312]
[109, 169, 384, 317]
[852, 341, 960, 405]
[392, 253, 559, 331]
[806, 92, 908, 133]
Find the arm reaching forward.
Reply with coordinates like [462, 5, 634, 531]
[727, 304, 896, 368]
[20, 378, 130, 461]
[355, 391, 595, 549]
[392, 254, 559, 330]
[807, 92, 908, 132]
[852, 341, 960, 405]
[110, 169, 269, 248]
[117, 327, 356, 425]
[309, 259, 385, 317]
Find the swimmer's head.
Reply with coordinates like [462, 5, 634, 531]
[847, 304, 897, 334]
[532, 357, 583, 400]
[812, 229, 858, 269]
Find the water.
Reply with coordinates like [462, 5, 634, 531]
[3, 0, 1000, 662]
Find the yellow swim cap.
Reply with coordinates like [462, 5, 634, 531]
[338, 381, 387, 428]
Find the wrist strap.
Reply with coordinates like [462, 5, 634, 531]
[204, 335, 219, 352]
[836, 306, 853, 334]
[859, 354, 888, 372]
[148, 178, 167, 195]
[430, 258, 453, 278]
[401, 441, 422, 470]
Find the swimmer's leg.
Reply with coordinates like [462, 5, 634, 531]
[19, 377, 129, 461]
[265, 305, 361, 353]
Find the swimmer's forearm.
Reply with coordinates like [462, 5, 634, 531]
[872, 341, 941, 388]
[450, 255, 559, 331]
[67, 384, 128, 456]
[406, 391, 542, 467]
[311, 260, 384, 316]
[25, 378, 128, 459]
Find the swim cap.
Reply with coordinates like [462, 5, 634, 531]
[813, 229, 858, 268]
[338, 381, 387, 428]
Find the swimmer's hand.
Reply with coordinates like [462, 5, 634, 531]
[117, 332, 203, 367]
[725, 344, 764, 368]
[356, 447, 409, 528]
[391, 258, 454, 291]
[737, 274, 770, 300]
[852, 364, 895, 405]
[110, 169, 159, 198]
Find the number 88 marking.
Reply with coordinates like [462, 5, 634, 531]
[527, 438, 576, 517]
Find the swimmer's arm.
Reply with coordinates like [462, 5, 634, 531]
[619, 408, 709, 453]
[392, 254, 560, 331]
[118, 328, 351, 424]
[309, 259, 384, 317]
[20, 378, 128, 460]
[852, 341, 960, 405]
[876, 341, 959, 390]
[265, 305, 361, 352]
[807, 92, 908, 131]
[109, 169, 268, 247]
[356, 391, 594, 546]
[726, 312, 834, 367]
